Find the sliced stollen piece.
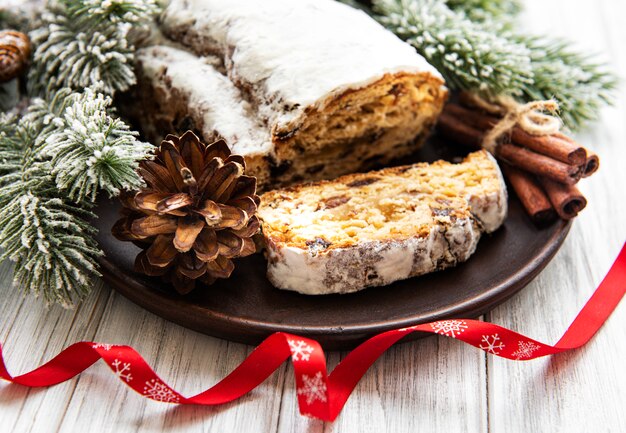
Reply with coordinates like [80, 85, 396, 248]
[135, 0, 447, 189]
[257, 151, 507, 295]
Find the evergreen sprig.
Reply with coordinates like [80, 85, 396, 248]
[42, 88, 152, 201]
[0, 169, 102, 307]
[373, 0, 534, 95]
[0, 87, 152, 305]
[520, 36, 618, 129]
[445, 0, 521, 22]
[0, 0, 159, 306]
[369, 0, 617, 130]
[28, 0, 159, 96]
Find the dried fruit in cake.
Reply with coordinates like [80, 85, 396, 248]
[132, 0, 447, 190]
[257, 150, 507, 295]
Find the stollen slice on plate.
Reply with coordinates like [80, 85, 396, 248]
[257, 150, 508, 294]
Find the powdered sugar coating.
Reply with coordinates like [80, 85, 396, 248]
[136, 45, 272, 156]
[162, 0, 443, 131]
[266, 219, 482, 295]
[465, 152, 508, 233]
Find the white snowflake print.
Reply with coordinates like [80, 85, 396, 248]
[288, 339, 314, 362]
[143, 379, 180, 403]
[479, 334, 505, 355]
[511, 340, 541, 360]
[297, 372, 328, 405]
[430, 320, 469, 338]
[111, 359, 133, 382]
[92, 343, 112, 351]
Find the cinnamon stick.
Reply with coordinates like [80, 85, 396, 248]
[501, 165, 557, 224]
[437, 113, 585, 184]
[582, 150, 600, 177]
[497, 143, 584, 185]
[436, 112, 483, 149]
[539, 178, 587, 220]
[444, 103, 588, 165]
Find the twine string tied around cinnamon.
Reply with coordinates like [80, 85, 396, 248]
[463, 92, 562, 154]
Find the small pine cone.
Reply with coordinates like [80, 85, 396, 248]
[113, 131, 261, 294]
[0, 30, 31, 83]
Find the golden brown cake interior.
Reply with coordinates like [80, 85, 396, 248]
[272, 73, 447, 186]
[259, 151, 504, 249]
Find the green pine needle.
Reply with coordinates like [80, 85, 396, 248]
[445, 0, 521, 22]
[41, 88, 153, 202]
[367, 0, 617, 130]
[372, 0, 534, 96]
[1, 1, 160, 307]
[519, 36, 618, 130]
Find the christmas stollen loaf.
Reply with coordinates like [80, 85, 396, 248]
[257, 150, 507, 295]
[134, 0, 447, 189]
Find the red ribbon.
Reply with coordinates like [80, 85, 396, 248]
[1, 243, 624, 421]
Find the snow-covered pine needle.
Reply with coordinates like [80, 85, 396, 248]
[28, 0, 161, 96]
[0, 125, 101, 306]
[41, 88, 153, 202]
[372, 0, 534, 96]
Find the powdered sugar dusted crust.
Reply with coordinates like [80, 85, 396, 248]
[465, 152, 508, 233]
[265, 219, 482, 295]
[136, 45, 272, 157]
[161, 0, 444, 133]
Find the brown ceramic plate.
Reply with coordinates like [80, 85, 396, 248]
[95, 138, 572, 350]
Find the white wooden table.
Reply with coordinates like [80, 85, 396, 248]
[1, 1, 625, 432]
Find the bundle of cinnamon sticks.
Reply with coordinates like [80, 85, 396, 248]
[436, 96, 598, 224]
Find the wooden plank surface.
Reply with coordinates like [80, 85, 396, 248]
[1, 1, 625, 432]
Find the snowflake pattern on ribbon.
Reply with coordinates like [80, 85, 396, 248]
[297, 372, 327, 405]
[92, 343, 112, 351]
[288, 339, 314, 362]
[430, 320, 469, 338]
[143, 379, 180, 403]
[111, 359, 132, 382]
[479, 334, 505, 355]
[511, 340, 541, 360]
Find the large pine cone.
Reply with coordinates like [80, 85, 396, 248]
[113, 131, 260, 294]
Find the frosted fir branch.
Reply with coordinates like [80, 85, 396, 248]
[518, 36, 618, 130]
[0, 86, 152, 306]
[0, 183, 101, 307]
[66, 0, 161, 27]
[1, 1, 160, 306]
[29, 14, 135, 96]
[40, 88, 153, 202]
[28, 0, 161, 96]
[0, 121, 101, 306]
[372, 0, 534, 96]
[445, 0, 521, 23]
